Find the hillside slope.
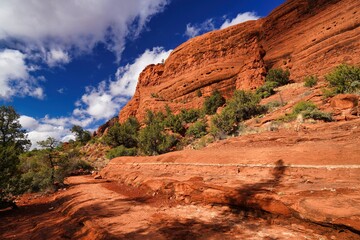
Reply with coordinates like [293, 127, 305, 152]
[118, 0, 360, 122]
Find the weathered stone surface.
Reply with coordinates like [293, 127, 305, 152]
[95, 116, 118, 137]
[119, 0, 360, 122]
[331, 94, 359, 109]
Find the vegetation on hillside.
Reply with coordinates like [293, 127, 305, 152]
[256, 68, 290, 98]
[323, 64, 360, 96]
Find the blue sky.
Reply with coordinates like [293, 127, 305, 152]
[0, 0, 284, 148]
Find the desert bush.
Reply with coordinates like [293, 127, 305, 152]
[325, 64, 360, 94]
[180, 108, 202, 123]
[71, 125, 91, 144]
[256, 69, 290, 98]
[265, 68, 290, 86]
[164, 114, 186, 135]
[211, 90, 264, 135]
[265, 101, 283, 111]
[138, 122, 177, 155]
[211, 108, 237, 135]
[256, 81, 278, 98]
[104, 117, 140, 148]
[203, 90, 225, 115]
[106, 145, 137, 159]
[292, 101, 317, 114]
[304, 75, 318, 88]
[302, 110, 333, 122]
[227, 90, 265, 122]
[279, 101, 332, 122]
[186, 120, 208, 138]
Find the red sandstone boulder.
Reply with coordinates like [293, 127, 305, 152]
[330, 94, 359, 110]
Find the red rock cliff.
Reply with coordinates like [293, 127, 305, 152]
[119, 0, 360, 122]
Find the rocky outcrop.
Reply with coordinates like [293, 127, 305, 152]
[94, 117, 118, 137]
[119, 0, 360, 122]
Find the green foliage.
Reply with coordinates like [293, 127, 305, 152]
[203, 90, 225, 115]
[325, 64, 360, 94]
[302, 110, 333, 122]
[256, 69, 290, 98]
[211, 90, 264, 135]
[179, 108, 202, 123]
[19, 147, 92, 192]
[256, 81, 278, 98]
[144, 109, 165, 125]
[106, 145, 137, 159]
[186, 120, 208, 138]
[304, 75, 318, 88]
[104, 117, 140, 148]
[292, 101, 317, 115]
[0, 106, 30, 205]
[279, 101, 332, 122]
[71, 125, 91, 144]
[265, 68, 290, 86]
[138, 122, 176, 156]
[322, 88, 336, 99]
[196, 89, 202, 97]
[164, 114, 185, 135]
[226, 90, 265, 122]
[211, 107, 237, 135]
[265, 101, 283, 111]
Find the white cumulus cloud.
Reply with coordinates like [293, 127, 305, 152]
[0, 49, 44, 99]
[0, 0, 169, 62]
[46, 49, 71, 67]
[74, 47, 172, 121]
[184, 12, 260, 38]
[220, 12, 260, 29]
[19, 114, 98, 149]
[184, 19, 215, 38]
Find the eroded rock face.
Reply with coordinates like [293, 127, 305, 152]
[119, 0, 360, 122]
[95, 116, 118, 137]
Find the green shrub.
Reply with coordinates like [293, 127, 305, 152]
[265, 68, 290, 86]
[138, 122, 177, 155]
[186, 120, 208, 138]
[302, 110, 333, 122]
[256, 81, 278, 98]
[164, 114, 186, 135]
[106, 146, 137, 159]
[203, 90, 225, 115]
[256, 69, 290, 98]
[211, 90, 264, 135]
[325, 64, 360, 94]
[196, 89, 202, 97]
[292, 101, 317, 114]
[279, 101, 332, 122]
[179, 108, 201, 123]
[265, 101, 283, 111]
[104, 117, 140, 148]
[322, 88, 336, 99]
[227, 90, 265, 122]
[211, 108, 237, 135]
[304, 75, 318, 88]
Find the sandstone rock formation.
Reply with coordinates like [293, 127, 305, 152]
[118, 0, 360, 122]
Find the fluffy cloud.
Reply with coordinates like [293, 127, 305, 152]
[46, 49, 71, 67]
[0, 0, 169, 61]
[74, 47, 172, 120]
[19, 114, 97, 149]
[184, 12, 260, 38]
[184, 19, 215, 38]
[0, 49, 44, 99]
[220, 12, 260, 29]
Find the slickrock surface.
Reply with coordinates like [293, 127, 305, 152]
[101, 119, 360, 236]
